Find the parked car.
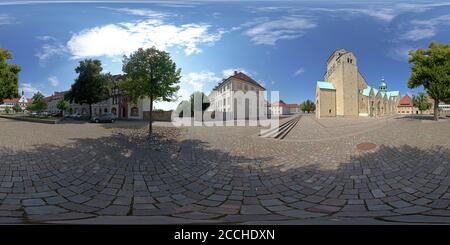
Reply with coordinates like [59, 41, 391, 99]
[91, 113, 115, 123]
[69, 112, 82, 119]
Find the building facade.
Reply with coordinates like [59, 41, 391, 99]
[208, 71, 267, 119]
[68, 74, 148, 119]
[45, 91, 66, 114]
[316, 49, 400, 118]
[397, 94, 435, 115]
[0, 94, 28, 113]
[397, 95, 414, 114]
[269, 101, 299, 115]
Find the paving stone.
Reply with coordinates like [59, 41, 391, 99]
[22, 198, 45, 206]
[240, 205, 271, 215]
[0, 116, 450, 224]
[25, 206, 67, 215]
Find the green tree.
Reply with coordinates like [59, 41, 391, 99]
[119, 47, 181, 135]
[0, 48, 21, 102]
[13, 104, 22, 113]
[28, 92, 47, 114]
[412, 92, 432, 114]
[66, 59, 112, 119]
[300, 99, 316, 113]
[408, 42, 450, 120]
[57, 99, 70, 116]
[4, 107, 10, 114]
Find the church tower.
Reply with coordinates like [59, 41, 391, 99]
[324, 49, 359, 117]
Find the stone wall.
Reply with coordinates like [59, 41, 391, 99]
[143, 110, 173, 121]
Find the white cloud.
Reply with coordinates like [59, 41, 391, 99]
[35, 36, 67, 64]
[181, 71, 219, 92]
[153, 71, 219, 110]
[0, 14, 15, 25]
[48, 76, 59, 87]
[387, 46, 413, 62]
[222, 68, 249, 78]
[67, 18, 223, 59]
[244, 16, 317, 45]
[401, 14, 450, 41]
[98, 7, 169, 18]
[19, 83, 40, 97]
[293, 67, 305, 77]
[299, 2, 450, 23]
[36, 35, 56, 41]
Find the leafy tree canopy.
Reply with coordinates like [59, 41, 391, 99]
[0, 48, 21, 102]
[119, 47, 181, 134]
[57, 98, 70, 112]
[412, 92, 432, 113]
[300, 99, 316, 113]
[408, 42, 450, 120]
[28, 92, 47, 113]
[65, 59, 112, 118]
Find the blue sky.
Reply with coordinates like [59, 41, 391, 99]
[1, 0, 450, 109]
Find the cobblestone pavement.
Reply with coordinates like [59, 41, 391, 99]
[0, 115, 449, 224]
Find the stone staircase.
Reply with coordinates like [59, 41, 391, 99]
[259, 115, 300, 140]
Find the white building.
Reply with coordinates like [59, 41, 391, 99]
[0, 94, 28, 113]
[45, 91, 67, 114]
[270, 101, 289, 116]
[208, 71, 267, 119]
[270, 100, 299, 115]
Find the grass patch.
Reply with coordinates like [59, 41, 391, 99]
[0, 115, 61, 124]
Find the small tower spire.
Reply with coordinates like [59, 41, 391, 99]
[379, 77, 387, 92]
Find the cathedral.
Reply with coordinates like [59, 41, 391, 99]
[316, 49, 400, 118]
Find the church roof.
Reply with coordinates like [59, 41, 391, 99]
[361, 86, 399, 99]
[398, 95, 413, 107]
[362, 86, 372, 96]
[317, 81, 336, 90]
[386, 91, 399, 97]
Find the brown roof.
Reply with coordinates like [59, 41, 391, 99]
[271, 100, 287, 107]
[215, 71, 265, 91]
[286, 104, 299, 108]
[2, 98, 20, 103]
[45, 91, 67, 102]
[398, 95, 413, 107]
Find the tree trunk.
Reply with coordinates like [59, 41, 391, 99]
[89, 103, 93, 120]
[433, 99, 439, 121]
[149, 96, 153, 136]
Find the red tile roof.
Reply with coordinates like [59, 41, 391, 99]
[2, 98, 19, 103]
[286, 104, 298, 108]
[398, 95, 413, 107]
[45, 91, 67, 102]
[271, 100, 287, 107]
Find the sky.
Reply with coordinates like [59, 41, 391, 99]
[1, 0, 450, 109]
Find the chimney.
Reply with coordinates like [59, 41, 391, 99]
[234, 71, 238, 75]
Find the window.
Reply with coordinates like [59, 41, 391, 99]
[131, 107, 139, 117]
[104, 108, 108, 113]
